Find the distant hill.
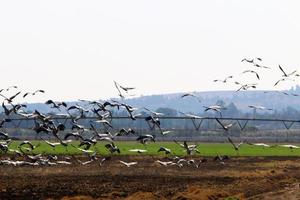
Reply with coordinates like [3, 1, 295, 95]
[20, 86, 300, 114]
[124, 90, 300, 113]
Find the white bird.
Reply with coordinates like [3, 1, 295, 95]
[247, 142, 270, 147]
[248, 105, 273, 111]
[40, 138, 65, 148]
[56, 161, 72, 165]
[215, 118, 235, 131]
[180, 93, 202, 102]
[179, 111, 203, 119]
[174, 140, 199, 155]
[143, 107, 164, 116]
[227, 137, 243, 151]
[157, 160, 183, 168]
[119, 160, 138, 167]
[279, 144, 299, 149]
[203, 105, 224, 114]
[128, 149, 147, 153]
[72, 145, 95, 153]
[156, 160, 175, 167]
[161, 130, 174, 135]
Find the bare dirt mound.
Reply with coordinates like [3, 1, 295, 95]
[247, 183, 300, 200]
[172, 186, 232, 200]
[1, 156, 300, 200]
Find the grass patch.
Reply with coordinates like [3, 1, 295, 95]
[3, 140, 300, 157]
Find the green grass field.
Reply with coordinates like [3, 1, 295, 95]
[4, 141, 300, 157]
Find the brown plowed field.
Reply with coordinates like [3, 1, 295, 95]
[1, 156, 300, 200]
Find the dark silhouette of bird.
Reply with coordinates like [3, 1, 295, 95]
[45, 100, 67, 110]
[213, 76, 233, 83]
[114, 81, 135, 92]
[174, 140, 199, 155]
[23, 90, 45, 98]
[227, 137, 243, 151]
[0, 86, 18, 92]
[114, 128, 135, 136]
[242, 70, 260, 80]
[18, 141, 39, 151]
[105, 143, 121, 154]
[180, 93, 202, 102]
[278, 65, 297, 77]
[0, 91, 21, 103]
[253, 63, 270, 69]
[158, 146, 171, 154]
[203, 105, 225, 117]
[241, 58, 254, 63]
[215, 118, 235, 131]
[236, 83, 257, 91]
[0, 118, 11, 128]
[114, 81, 125, 99]
[2, 102, 14, 116]
[0, 131, 10, 140]
[274, 77, 295, 86]
[64, 132, 84, 140]
[136, 134, 155, 144]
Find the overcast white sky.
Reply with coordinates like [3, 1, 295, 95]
[0, 0, 299, 102]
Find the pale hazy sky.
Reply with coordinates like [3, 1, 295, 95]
[0, 0, 299, 102]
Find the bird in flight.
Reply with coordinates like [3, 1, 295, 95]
[242, 70, 260, 80]
[179, 111, 203, 119]
[274, 77, 295, 86]
[136, 134, 156, 144]
[128, 149, 147, 153]
[241, 58, 254, 63]
[213, 76, 233, 83]
[278, 65, 297, 77]
[45, 100, 67, 111]
[4, 86, 18, 92]
[0, 92, 21, 103]
[227, 137, 243, 151]
[157, 146, 171, 154]
[23, 90, 45, 98]
[236, 83, 257, 92]
[119, 160, 138, 167]
[114, 81, 135, 99]
[215, 118, 235, 131]
[246, 142, 271, 148]
[203, 105, 225, 117]
[114, 81, 135, 92]
[180, 93, 202, 102]
[248, 105, 273, 111]
[253, 63, 270, 69]
[143, 107, 164, 116]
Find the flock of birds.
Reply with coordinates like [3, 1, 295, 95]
[213, 58, 300, 95]
[0, 58, 300, 168]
